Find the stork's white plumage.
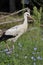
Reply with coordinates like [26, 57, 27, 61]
[0, 12, 33, 42]
[5, 12, 31, 35]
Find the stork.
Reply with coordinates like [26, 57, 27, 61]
[0, 12, 33, 42]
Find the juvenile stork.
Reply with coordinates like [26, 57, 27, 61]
[0, 12, 33, 42]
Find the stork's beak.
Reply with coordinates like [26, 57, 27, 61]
[28, 15, 33, 20]
[27, 15, 34, 23]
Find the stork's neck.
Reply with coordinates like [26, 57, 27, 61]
[23, 15, 28, 24]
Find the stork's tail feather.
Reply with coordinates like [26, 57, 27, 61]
[0, 32, 15, 42]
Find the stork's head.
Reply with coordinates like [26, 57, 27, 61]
[24, 12, 33, 20]
[24, 12, 30, 17]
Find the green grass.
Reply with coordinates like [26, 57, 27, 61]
[0, 28, 43, 65]
[0, 7, 43, 65]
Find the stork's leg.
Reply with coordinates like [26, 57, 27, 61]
[7, 33, 23, 42]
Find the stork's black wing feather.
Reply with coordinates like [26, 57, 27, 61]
[0, 32, 15, 42]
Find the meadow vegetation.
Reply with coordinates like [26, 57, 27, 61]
[0, 7, 43, 65]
